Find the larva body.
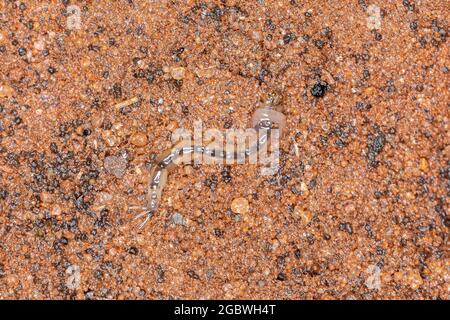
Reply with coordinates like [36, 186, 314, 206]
[134, 97, 286, 229]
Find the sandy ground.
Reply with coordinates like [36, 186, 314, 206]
[0, 1, 448, 299]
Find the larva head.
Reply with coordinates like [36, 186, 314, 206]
[251, 107, 286, 136]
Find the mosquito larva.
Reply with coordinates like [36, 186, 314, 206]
[132, 94, 287, 230]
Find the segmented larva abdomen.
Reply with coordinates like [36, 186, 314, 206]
[136, 102, 286, 229]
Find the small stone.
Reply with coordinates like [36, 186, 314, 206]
[407, 269, 424, 290]
[104, 155, 127, 178]
[419, 157, 429, 172]
[127, 246, 139, 255]
[299, 182, 309, 195]
[47, 66, 57, 74]
[231, 197, 249, 214]
[98, 192, 112, 204]
[103, 130, 119, 147]
[66, 265, 81, 290]
[293, 206, 313, 224]
[18, 47, 27, 56]
[310, 81, 328, 98]
[365, 264, 381, 290]
[130, 132, 148, 147]
[170, 67, 186, 80]
[34, 39, 45, 51]
[172, 212, 187, 226]
[51, 204, 61, 216]
[194, 66, 215, 78]
[0, 84, 14, 98]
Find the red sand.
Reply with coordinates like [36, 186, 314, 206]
[0, 1, 448, 299]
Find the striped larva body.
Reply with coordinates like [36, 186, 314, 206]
[133, 99, 286, 229]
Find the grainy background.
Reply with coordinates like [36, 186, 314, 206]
[0, 0, 448, 299]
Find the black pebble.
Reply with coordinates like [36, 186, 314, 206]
[276, 272, 286, 281]
[311, 81, 328, 98]
[18, 47, 27, 56]
[128, 246, 138, 255]
[374, 32, 383, 41]
[48, 66, 56, 74]
[410, 21, 418, 31]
